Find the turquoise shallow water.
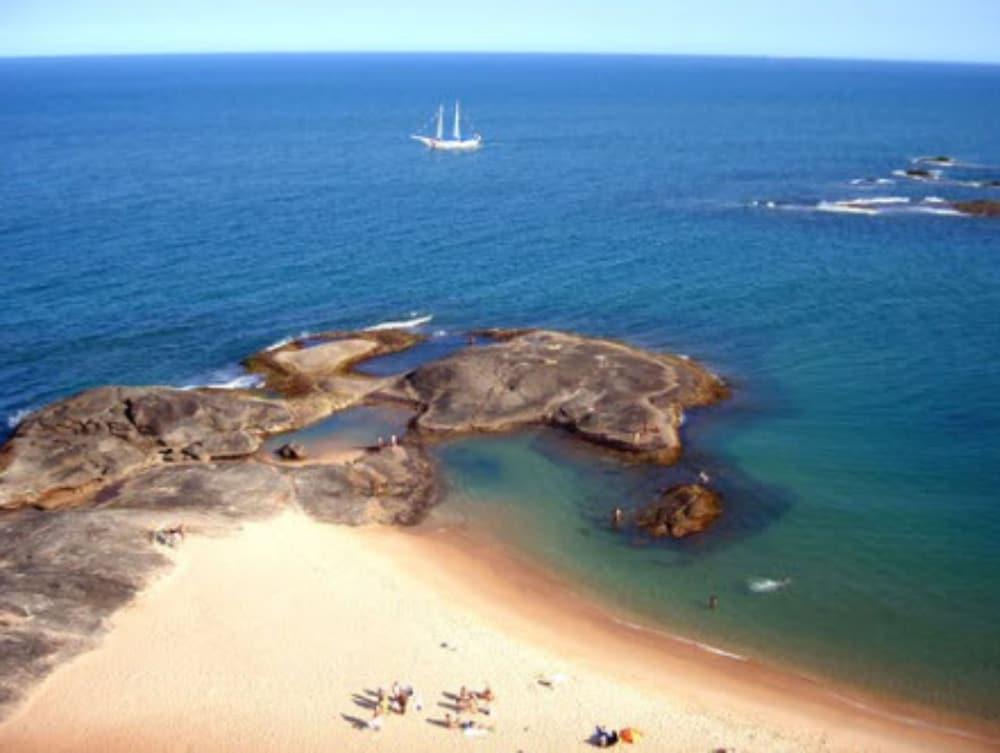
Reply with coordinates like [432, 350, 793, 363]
[1, 54, 999, 718]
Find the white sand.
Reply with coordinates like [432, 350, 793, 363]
[0, 512, 995, 752]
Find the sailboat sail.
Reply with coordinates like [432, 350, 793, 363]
[411, 100, 482, 152]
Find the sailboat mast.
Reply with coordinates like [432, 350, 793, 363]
[453, 101, 461, 140]
[435, 105, 444, 140]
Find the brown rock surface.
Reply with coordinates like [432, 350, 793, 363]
[0, 387, 296, 512]
[952, 200, 1000, 217]
[635, 484, 722, 538]
[392, 329, 727, 463]
[285, 445, 436, 526]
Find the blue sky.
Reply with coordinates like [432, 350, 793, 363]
[2, 0, 999, 63]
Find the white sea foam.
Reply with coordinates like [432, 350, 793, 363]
[181, 367, 264, 391]
[611, 617, 748, 661]
[364, 314, 433, 331]
[816, 201, 879, 215]
[263, 330, 313, 352]
[748, 577, 792, 593]
[849, 177, 896, 186]
[846, 196, 910, 205]
[910, 205, 963, 217]
[826, 690, 997, 744]
[6, 407, 36, 429]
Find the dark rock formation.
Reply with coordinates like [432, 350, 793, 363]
[0, 387, 296, 511]
[635, 484, 722, 539]
[277, 442, 307, 461]
[919, 156, 954, 165]
[391, 329, 727, 463]
[0, 507, 173, 713]
[952, 200, 1000, 217]
[96, 462, 294, 519]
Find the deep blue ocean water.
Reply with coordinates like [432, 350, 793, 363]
[1, 54, 999, 718]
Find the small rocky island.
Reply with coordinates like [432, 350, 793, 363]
[0, 328, 728, 714]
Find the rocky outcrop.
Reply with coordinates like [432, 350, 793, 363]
[244, 329, 422, 397]
[0, 387, 296, 511]
[286, 446, 435, 526]
[0, 507, 174, 712]
[0, 443, 437, 717]
[391, 329, 727, 463]
[0, 326, 729, 718]
[952, 200, 1000, 217]
[635, 484, 722, 538]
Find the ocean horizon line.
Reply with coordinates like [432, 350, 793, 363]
[2, 48, 999, 69]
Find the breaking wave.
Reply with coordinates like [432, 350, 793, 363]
[263, 330, 314, 352]
[752, 196, 963, 217]
[748, 577, 792, 593]
[180, 366, 264, 391]
[364, 313, 433, 331]
[849, 177, 896, 187]
[5, 407, 36, 430]
[611, 616, 748, 661]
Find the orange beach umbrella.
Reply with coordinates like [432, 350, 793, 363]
[620, 727, 643, 743]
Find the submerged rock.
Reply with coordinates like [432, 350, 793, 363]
[391, 329, 727, 464]
[635, 484, 722, 538]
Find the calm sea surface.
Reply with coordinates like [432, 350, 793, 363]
[1, 54, 999, 718]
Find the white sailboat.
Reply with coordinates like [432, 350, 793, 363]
[411, 101, 482, 151]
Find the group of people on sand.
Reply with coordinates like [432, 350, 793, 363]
[443, 684, 496, 735]
[367, 681, 495, 734]
[369, 681, 422, 730]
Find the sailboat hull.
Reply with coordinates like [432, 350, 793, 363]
[411, 135, 483, 152]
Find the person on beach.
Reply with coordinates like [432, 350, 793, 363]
[445, 713, 460, 730]
[377, 688, 391, 717]
[708, 594, 719, 610]
[594, 725, 619, 747]
[475, 684, 494, 702]
[458, 686, 478, 713]
[370, 692, 387, 731]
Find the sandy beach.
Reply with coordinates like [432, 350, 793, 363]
[0, 511, 996, 753]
